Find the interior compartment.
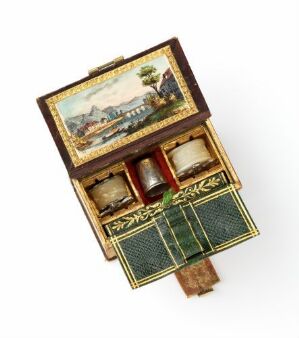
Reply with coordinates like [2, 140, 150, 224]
[80, 162, 143, 225]
[161, 125, 223, 188]
[77, 125, 226, 231]
[126, 147, 179, 206]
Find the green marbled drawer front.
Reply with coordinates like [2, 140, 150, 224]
[106, 173, 259, 289]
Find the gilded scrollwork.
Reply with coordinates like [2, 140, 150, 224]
[110, 176, 221, 231]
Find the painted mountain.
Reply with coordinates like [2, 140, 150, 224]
[65, 105, 106, 135]
[64, 92, 153, 136]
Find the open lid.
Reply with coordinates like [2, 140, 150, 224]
[37, 38, 211, 177]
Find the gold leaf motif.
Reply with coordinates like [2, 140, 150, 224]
[110, 176, 221, 231]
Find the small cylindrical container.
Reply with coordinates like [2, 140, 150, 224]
[89, 175, 129, 211]
[168, 138, 213, 177]
[136, 157, 169, 198]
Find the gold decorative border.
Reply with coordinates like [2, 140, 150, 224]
[46, 46, 199, 167]
[204, 120, 242, 189]
[71, 178, 115, 259]
[109, 175, 225, 232]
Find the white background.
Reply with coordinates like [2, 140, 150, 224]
[0, 0, 298, 337]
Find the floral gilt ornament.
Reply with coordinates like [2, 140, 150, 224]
[111, 176, 222, 231]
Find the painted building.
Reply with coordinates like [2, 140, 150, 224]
[159, 68, 183, 99]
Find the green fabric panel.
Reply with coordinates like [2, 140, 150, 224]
[181, 203, 213, 252]
[163, 205, 203, 258]
[186, 253, 205, 266]
[193, 191, 253, 247]
[118, 225, 175, 281]
[106, 172, 259, 289]
[154, 216, 185, 266]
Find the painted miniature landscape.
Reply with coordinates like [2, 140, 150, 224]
[56, 55, 188, 155]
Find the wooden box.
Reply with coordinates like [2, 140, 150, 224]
[37, 38, 259, 289]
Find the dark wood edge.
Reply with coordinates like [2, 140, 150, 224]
[37, 37, 211, 176]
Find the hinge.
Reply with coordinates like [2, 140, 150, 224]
[88, 56, 124, 76]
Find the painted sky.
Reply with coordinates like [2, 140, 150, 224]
[57, 55, 173, 120]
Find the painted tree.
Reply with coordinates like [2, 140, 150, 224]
[137, 65, 162, 97]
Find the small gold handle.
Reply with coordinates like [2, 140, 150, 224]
[88, 56, 124, 75]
